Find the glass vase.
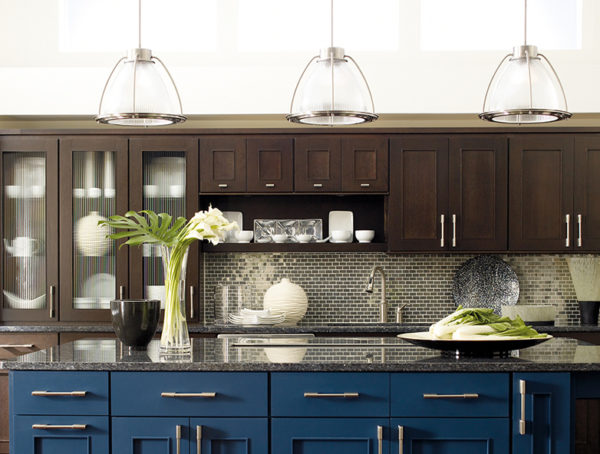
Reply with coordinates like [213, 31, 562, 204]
[159, 244, 191, 355]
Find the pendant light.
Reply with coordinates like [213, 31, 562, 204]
[286, 0, 378, 126]
[96, 0, 186, 126]
[480, 0, 571, 124]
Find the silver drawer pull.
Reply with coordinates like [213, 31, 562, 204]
[565, 214, 570, 247]
[176, 425, 182, 454]
[161, 392, 216, 398]
[423, 393, 479, 399]
[32, 424, 87, 430]
[196, 425, 203, 454]
[218, 184, 228, 188]
[377, 425, 383, 454]
[0, 344, 34, 348]
[360, 183, 370, 188]
[440, 214, 445, 247]
[398, 425, 404, 454]
[519, 379, 527, 435]
[265, 183, 275, 188]
[304, 392, 359, 398]
[577, 214, 582, 247]
[313, 183, 323, 188]
[32, 391, 87, 397]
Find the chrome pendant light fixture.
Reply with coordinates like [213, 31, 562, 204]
[480, 0, 571, 124]
[286, 0, 377, 126]
[96, 0, 186, 126]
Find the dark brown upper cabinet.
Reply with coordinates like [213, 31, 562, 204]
[199, 136, 246, 193]
[129, 136, 201, 322]
[59, 136, 129, 322]
[341, 136, 388, 192]
[0, 136, 59, 322]
[247, 137, 294, 192]
[449, 135, 507, 251]
[389, 135, 507, 252]
[388, 136, 448, 251]
[294, 136, 342, 192]
[574, 136, 600, 251]
[509, 134, 574, 251]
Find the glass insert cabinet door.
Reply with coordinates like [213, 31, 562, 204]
[59, 137, 128, 322]
[129, 137, 200, 321]
[0, 137, 59, 322]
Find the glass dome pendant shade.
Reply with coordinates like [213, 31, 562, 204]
[480, 1, 571, 123]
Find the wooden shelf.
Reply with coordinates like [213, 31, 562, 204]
[203, 242, 387, 253]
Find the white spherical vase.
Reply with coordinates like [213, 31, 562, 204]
[263, 278, 308, 325]
[75, 211, 111, 256]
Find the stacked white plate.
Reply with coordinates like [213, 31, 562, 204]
[228, 309, 285, 325]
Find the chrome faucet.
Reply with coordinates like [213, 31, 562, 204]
[365, 266, 387, 323]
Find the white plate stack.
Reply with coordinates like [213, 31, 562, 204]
[228, 309, 285, 325]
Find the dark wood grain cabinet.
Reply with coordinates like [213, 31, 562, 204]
[574, 136, 600, 251]
[199, 136, 246, 193]
[388, 135, 507, 252]
[341, 135, 388, 192]
[294, 136, 342, 192]
[247, 136, 294, 192]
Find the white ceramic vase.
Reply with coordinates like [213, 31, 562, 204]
[75, 211, 110, 256]
[263, 278, 308, 325]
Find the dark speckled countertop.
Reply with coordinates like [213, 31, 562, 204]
[3, 335, 600, 372]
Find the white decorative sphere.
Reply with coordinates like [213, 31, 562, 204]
[75, 211, 111, 256]
[263, 278, 308, 325]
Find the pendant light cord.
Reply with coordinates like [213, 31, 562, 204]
[523, 0, 527, 45]
[330, 0, 334, 48]
[330, 0, 335, 121]
[138, 0, 142, 48]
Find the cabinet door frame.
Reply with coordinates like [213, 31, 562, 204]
[199, 135, 246, 193]
[246, 136, 294, 192]
[58, 136, 128, 322]
[341, 135, 388, 192]
[0, 136, 59, 322]
[294, 136, 342, 192]
[574, 135, 600, 251]
[129, 136, 200, 322]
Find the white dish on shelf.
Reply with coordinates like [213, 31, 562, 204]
[5, 185, 22, 198]
[73, 297, 110, 309]
[82, 273, 115, 301]
[222, 211, 243, 243]
[2, 290, 45, 309]
[328, 211, 353, 238]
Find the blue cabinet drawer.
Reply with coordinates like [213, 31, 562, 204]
[391, 373, 509, 417]
[271, 372, 389, 417]
[11, 371, 109, 415]
[111, 371, 268, 416]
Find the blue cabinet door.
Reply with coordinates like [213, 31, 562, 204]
[12, 415, 109, 454]
[191, 417, 268, 454]
[112, 417, 189, 454]
[512, 373, 570, 454]
[272, 418, 388, 454]
[391, 417, 509, 454]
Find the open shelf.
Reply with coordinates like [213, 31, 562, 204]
[203, 242, 387, 253]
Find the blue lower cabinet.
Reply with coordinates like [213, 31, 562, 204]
[112, 417, 189, 454]
[12, 415, 109, 454]
[391, 417, 509, 454]
[512, 373, 571, 454]
[272, 418, 389, 454]
[191, 417, 268, 454]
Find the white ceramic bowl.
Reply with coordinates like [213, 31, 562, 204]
[5, 185, 21, 198]
[143, 185, 158, 198]
[272, 234, 288, 243]
[86, 187, 102, 199]
[331, 230, 352, 242]
[169, 184, 184, 198]
[355, 230, 375, 243]
[296, 234, 313, 243]
[235, 230, 254, 243]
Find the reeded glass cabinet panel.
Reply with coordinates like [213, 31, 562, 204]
[0, 137, 58, 321]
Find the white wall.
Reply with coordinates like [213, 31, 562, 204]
[1, 0, 599, 116]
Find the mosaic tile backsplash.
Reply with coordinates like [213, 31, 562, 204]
[202, 253, 586, 326]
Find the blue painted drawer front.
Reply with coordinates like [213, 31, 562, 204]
[191, 417, 268, 454]
[272, 418, 389, 454]
[111, 372, 268, 416]
[12, 415, 109, 454]
[512, 373, 570, 454]
[391, 373, 509, 417]
[391, 417, 509, 454]
[113, 417, 188, 454]
[11, 371, 109, 416]
[271, 372, 389, 417]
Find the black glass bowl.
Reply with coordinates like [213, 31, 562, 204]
[110, 299, 160, 349]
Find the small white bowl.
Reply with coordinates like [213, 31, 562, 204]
[104, 188, 116, 198]
[143, 185, 158, 198]
[169, 184, 184, 198]
[272, 234, 288, 243]
[5, 185, 22, 198]
[355, 230, 375, 243]
[86, 187, 102, 198]
[30, 185, 45, 198]
[331, 230, 352, 242]
[235, 230, 254, 243]
[296, 234, 313, 243]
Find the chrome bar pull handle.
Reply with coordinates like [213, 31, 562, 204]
[0, 344, 33, 349]
[119, 285, 125, 299]
[451, 214, 457, 248]
[32, 391, 87, 397]
[265, 183, 275, 188]
[519, 379, 526, 435]
[196, 425, 202, 454]
[398, 425, 404, 454]
[313, 183, 323, 188]
[565, 214, 570, 247]
[176, 425, 182, 454]
[218, 183, 228, 188]
[304, 392, 359, 398]
[377, 425, 383, 454]
[360, 183, 370, 188]
[440, 214, 445, 247]
[423, 393, 479, 399]
[161, 392, 216, 398]
[32, 424, 87, 430]
[189, 286, 195, 320]
[578, 214, 582, 247]
[49, 285, 56, 318]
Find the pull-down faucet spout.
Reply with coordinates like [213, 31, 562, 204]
[365, 266, 387, 323]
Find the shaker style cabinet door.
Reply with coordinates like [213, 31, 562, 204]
[112, 417, 188, 454]
[246, 137, 293, 192]
[0, 136, 58, 322]
[448, 135, 507, 251]
[574, 135, 600, 251]
[129, 137, 200, 321]
[59, 137, 128, 322]
[509, 135, 574, 251]
[294, 136, 342, 192]
[341, 136, 388, 192]
[388, 136, 448, 251]
[191, 418, 268, 454]
[200, 136, 246, 193]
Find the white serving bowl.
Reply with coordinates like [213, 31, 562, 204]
[235, 230, 254, 243]
[272, 234, 288, 243]
[355, 230, 375, 243]
[143, 185, 158, 198]
[331, 230, 352, 242]
[296, 234, 313, 243]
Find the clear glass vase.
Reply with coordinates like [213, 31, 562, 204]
[159, 244, 191, 355]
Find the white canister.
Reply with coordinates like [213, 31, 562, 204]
[263, 278, 308, 325]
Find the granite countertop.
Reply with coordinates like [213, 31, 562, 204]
[3, 335, 600, 372]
